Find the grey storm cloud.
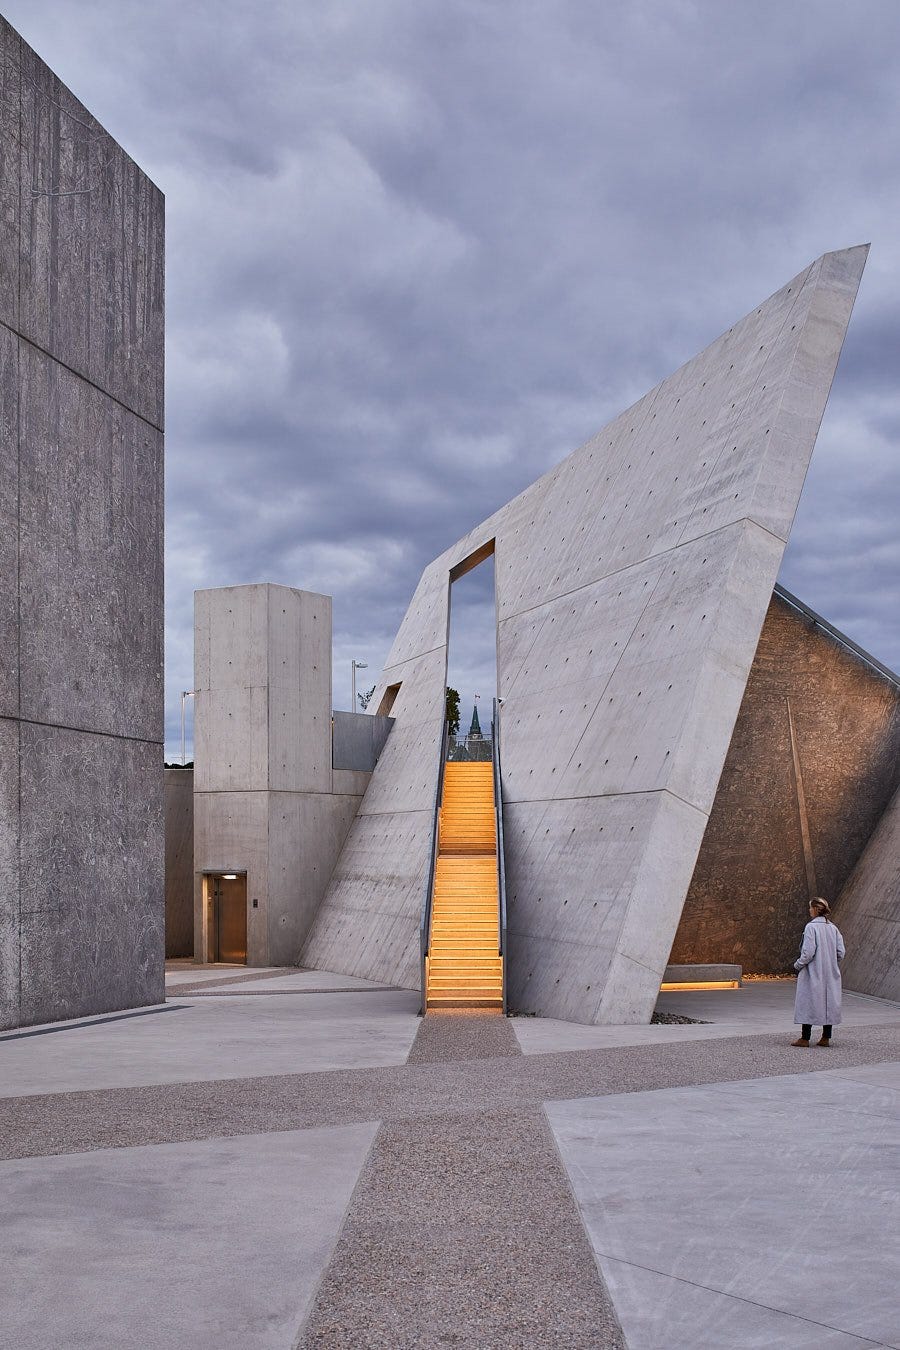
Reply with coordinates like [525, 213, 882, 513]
[4, 0, 900, 754]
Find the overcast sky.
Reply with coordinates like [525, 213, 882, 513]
[5, 0, 899, 757]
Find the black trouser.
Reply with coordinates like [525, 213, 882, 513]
[802, 1024, 832, 1039]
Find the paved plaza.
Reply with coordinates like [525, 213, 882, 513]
[1, 967, 898, 1348]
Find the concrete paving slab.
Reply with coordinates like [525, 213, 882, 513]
[592, 1259, 882, 1350]
[546, 1064, 900, 1349]
[0, 1122, 378, 1350]
[512, 983, 900, 1054]
[831, 1063, 900, 1092]
[0, 989, 421, 1097]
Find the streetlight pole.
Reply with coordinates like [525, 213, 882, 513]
[181, 690, 196, 765]
[351, 660, 368, 712]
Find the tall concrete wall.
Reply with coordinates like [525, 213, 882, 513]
[670, 591, 900, 974]
[165, 768, 194, 958]
[834, 781, 900, 1002]
[193, 585, 372, 965]
[0, 21, 164, 1028]
[302, 247, 868, 1022]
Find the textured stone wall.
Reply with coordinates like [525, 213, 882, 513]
[670, 592, 900, 974]
[165, 769, 194, 959]
[0, 20, 164, 1028]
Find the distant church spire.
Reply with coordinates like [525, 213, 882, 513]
[468, 702, 482, 738]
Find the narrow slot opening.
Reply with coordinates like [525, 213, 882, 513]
[446, 541, 497, 761]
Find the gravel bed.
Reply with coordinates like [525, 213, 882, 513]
[298, 1107, 626, 1349]
[167, 968, 300, 995]
[2, 1023, 898, 1162]
[651, 1011, 710, 1025]
[407, 1010, 521, 1063]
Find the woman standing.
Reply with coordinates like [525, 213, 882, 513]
[792, 898, 846, 1047]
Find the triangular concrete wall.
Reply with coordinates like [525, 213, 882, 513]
[301, 247, 868, 1023]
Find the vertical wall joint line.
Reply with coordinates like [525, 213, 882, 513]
[786, 696, 818, 900]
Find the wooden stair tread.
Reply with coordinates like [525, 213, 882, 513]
[427, 756, 504, 1008]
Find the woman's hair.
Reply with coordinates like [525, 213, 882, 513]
[809, 897, 831, 920]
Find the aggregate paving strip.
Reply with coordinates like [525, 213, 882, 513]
[296, 1107, 627, 1349]
[406, 1008, 521, 1063]
[299, 1013, 625, 1348]
[166, 967, 302, 995]
[2, 1022, 898, 1162]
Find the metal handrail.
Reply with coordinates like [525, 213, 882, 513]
[492, 697, 508, 1015]
[419, 717, 450, 1014]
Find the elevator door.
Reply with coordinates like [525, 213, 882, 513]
[214, 875, 247, 963]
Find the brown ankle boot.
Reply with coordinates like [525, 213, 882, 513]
[817, 1035, 831, 1047]
[791, 1037, 810, 1047]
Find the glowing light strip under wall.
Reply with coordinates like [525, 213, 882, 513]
[659, 980, 741, 991]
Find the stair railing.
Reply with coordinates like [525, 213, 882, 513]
[492, 697, 508, 1014]
[420, 716, 450, 1014]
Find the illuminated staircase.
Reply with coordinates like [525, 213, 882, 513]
[426, 762, 503, 1008]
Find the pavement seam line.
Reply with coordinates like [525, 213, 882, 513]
[592, 1251, 891, 1346]
[290, 1117, 386, 1350]
[540, 1099, 628, 1345]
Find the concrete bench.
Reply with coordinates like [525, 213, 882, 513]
[662, 964, 742, 989]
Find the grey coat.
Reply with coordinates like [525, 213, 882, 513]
[793, 917, 845, 1025]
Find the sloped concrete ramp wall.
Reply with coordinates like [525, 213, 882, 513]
[834, 782, 900, 1002]
[302, 247, 868, 1022]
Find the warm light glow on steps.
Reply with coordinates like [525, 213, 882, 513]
[427, 762, 503, 1008]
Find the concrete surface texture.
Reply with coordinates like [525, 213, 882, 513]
[2, 1123, 378, 1350]
[0, 18, 164, 1029]
[193, 584, 367, 965]
[164, 768, 194, 957]
[835, 778, 900, 1001]
[331, 710, 395, 770]
[547, 1066, 900, 1348]
[303, 247, 869, 1022]
[671, 588, 900, 974]
[1, 965, 898, 1348]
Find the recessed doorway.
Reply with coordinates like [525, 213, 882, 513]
[208, 873, 248, 963]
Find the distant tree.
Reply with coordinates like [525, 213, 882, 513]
[446, 686, 460, 736]
[357, 685, 376, 711]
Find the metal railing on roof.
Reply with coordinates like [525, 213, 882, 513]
[773, 585, 900, 690]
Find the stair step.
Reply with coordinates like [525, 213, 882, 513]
[432, 924, 498, 931]
[427, 983, 504, 994]
[430, 952, 499, 961]
[427, 996, 504, 1003]
[427, 990, 503, 1000]
[429, 968, 502, 978]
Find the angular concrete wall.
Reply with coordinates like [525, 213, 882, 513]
[833, 782, 900, 1002]
[0, 20, 164, 1028]
[302, 247, 868, 1022]
[165, 768, 194, 959]
[670, 590, 900, 975]
[332, 712, 395, 772]
[193, 585, 371, 965]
